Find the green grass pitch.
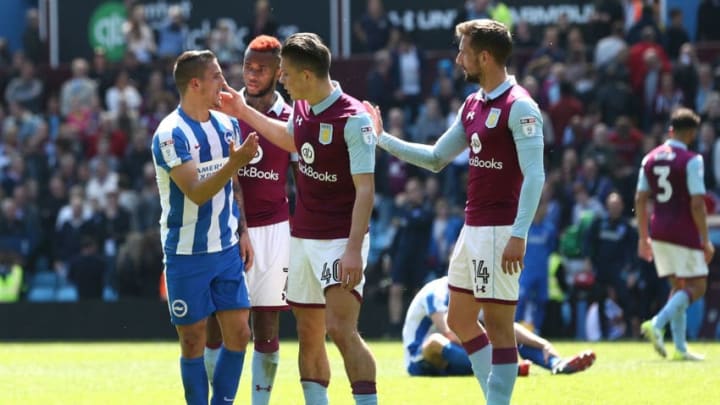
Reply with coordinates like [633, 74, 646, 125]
[1, 341, 719, 404]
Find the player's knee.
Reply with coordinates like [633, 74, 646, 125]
[447, 313, 470, 337]
[178, 327, 206, 356]
[222, 324, 251, 351]
[326, 320, 357, 349]
[687, 280, 707, 301]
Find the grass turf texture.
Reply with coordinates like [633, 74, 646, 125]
[1, 341, 718, 404]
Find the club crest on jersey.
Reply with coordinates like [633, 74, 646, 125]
[249, 145, 263, 165]
[301, 142, 315, 164]
[485, 108, 501, 128]
[470, 133, 482, 154]
[224, 131, 234, 145]
[319, 123, 333, 145]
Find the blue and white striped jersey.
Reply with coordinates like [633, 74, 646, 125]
[151, 107, 242, 256]
[402, 276, 450, 368]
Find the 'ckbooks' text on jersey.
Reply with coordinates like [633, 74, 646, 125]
[291, 91, 370, 239]
[237, 93, 293, 228]
[151, 107, 241, 255]
[461, 84, 530, 226]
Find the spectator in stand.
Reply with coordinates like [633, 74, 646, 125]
[609, 116, 643, 168]
[652, 72, 684, 127]
[517, 198, 557, 333]
[571, 182, 605, 226]
[67, 236, 106, 300]
[582, 123, 617, 177]
[53, 191, 91, 275]
[428, 198, 463, 276]
[121, 131, 153, 191]
[156, 5, 187, 60]
[627, 26, 671, 100]
[244, 0, 278, 44]
[413, 97, 447, 143]
[549, 81, 584, 143]
[90, 48, 117, 109]
[588, 0, 625, 43]
[695, 64, 715, 115]
[4, 60, 43, 114]
[533, 26, 566, 63]
[664, 8, 690, 61]
[105, 70, 142, 117]
[122, 4, 155, 64]
[578, 157, 613, 205]
[583, 192, 636, 338]
[209, 19, 241, 65]
[512, 20, 538, 51]
[114, 229, 163, 298]
[595, 62, 634, 127]
[626, 4, 661, 45]
[366, 49, 398, 114]
[38, 175, 66, 267]
[697, 0, 720, 41]
[134, 162, 161, 232]
[673, 43, 699, 111]
[594, 21, 627, 71]
[391, 29, 425, 122]
[59, 58, 98, 118]
[698, 122, 719, 193]
[22, 8, 45, 64]
[354, 0, 393, 53]
[2, 154, 25, 197]
[387, 177, 434, 336]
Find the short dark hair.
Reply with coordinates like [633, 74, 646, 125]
[173, 50, 217, 94]
[455, 19, 513, 65]
[670, 108, 701, 132]
[281, 33, 331, 78]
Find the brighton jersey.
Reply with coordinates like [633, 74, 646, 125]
[402, 277, 450, 368]
[151, 107, 241, 255]
[638, 139, 706, 249]
[237, 92, 293, 227]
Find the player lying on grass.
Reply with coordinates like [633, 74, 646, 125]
[403, 276, 596, 376]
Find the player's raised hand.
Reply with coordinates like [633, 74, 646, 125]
[638, 236, 653, 262]
[229, 132, 259, 169]
[362, 101, 384, 139]
[217, 82, 249, 119]
[501, 236, 525, 274]
[339, 248, 363, 290]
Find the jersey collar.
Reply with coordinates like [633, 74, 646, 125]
[310, 81, 342, 115]
[267, 91, 285, 116]
[666, 139, 688, 150]
[475, 75, 517, 101]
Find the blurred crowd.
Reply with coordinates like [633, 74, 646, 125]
[1, 0, 720, 341]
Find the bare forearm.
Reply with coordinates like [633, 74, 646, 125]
[634, 193, 649, 239]
[691, 197, 709, 243]
[239, 107, 295, 152]
[185, 164, 238, 206]
[347, 182, 374, 251]
[232, 178, 248, 234]
[514, 323, 547, 348]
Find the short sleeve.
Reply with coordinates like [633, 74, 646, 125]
[152, 128, 192, 172]
[687, 155, 707, 195]
[344, 113, 376, 174]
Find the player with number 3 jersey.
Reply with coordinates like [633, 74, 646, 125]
[636, 108, 714, 361]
